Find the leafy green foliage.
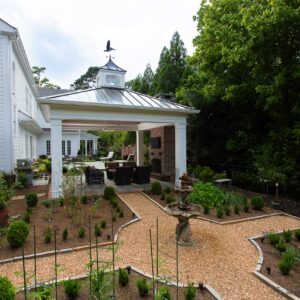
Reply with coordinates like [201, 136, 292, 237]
[156, 285, 171, 300]
[80, 195, 88, 205]
[25, 192, 38, 207]
[295, 229, 300, 241]
[216, 206, 224, 218]
[90, 269, 113, 299]
[78, 227, 85, 238]
[100, 220, 106, 229]
[62, 228, 68, 241]
[7, 220, 29, 248]
[104, 187, 116, 201]
[32, 65, 60, 88]
[118, 268, 129, 287]
[184, 283, 196, 300]
[136, 278, 150, 297]
[283, 229, 292, 243]
[0, 276, 16, 300]
[251, 196, 264, 210]
[63, 279, 81, 300]
[16, 172, 27, 188]
[151, 181, 162, 195]
[44, 227, 51, 244]
[165, 194, 176, 204]
[275, 239, 287, 253]
[94, 224, 101, 237]
[74, 66, 100, 90]
[178, 0, 300, 195]
[268, 232, 280, 246]
[278, 258, 292, 276]
[188, 182, 224, 208]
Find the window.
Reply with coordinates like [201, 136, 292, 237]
[62, 140, 65, 155]
[25, 134, 29, 158]
[46, 140, 51, 156]
[67, 140, 71, 155]
[106, 75, 120, 87]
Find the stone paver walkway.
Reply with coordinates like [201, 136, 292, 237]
[1, 192, 300, 299]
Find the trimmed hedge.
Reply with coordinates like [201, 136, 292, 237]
[7, 220, 29, 248]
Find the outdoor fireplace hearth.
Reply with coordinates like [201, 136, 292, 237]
[151, 158, 162, 174]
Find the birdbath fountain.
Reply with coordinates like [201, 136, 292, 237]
[165, 174, 202, 246]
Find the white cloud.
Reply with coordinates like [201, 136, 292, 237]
[0, 0, 200, 88]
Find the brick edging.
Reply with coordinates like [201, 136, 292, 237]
[249, 229, 300, 300]
[0, 194, 141, 266]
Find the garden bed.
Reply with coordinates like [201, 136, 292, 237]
[0, 193, 132, 260]
[145, 191, 279, 223]
[256, 231, 300, 297]
[15, 184, 50, 197]
[16, 270, 215, 300]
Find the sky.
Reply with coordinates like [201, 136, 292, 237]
[1, 0, 200, 89]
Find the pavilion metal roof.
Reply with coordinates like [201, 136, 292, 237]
[39, 87, 199, 114]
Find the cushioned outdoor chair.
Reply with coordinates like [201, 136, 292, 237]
[100, 151, 114, 161]
[127, 153, 135, 161]
[105, 162, 120, 180]
[114, 166, 134, 185]
[133, 165, 152, 184]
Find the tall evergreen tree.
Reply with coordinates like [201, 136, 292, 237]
[74, 66, 100, 90]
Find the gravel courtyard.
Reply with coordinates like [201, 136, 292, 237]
[1, 192, 300, 300]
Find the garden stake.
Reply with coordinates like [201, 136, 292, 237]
[21, 244, 27, 300]
[33, 225, 37, 293]
[176, 241, 179, 300]
[96, 233, 99, 271]
[89, 216, 92, 296]
[156, 218, 159, 291]
[54, 228, 58, 300]
[112, 210, 115, 298]
[149, 229, 155, 300]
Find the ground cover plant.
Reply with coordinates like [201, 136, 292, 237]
[258, 230, 300, 296]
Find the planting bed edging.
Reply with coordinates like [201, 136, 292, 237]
[0, 194, 141, 266]
[16, 265, 222, 300]
[141, 191, 292, 225]
[249, 229, 300, 300]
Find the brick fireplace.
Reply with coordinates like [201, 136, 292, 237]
[150, 126, 175, 181]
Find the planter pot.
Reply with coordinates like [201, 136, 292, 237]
[0, 208, 9, 226]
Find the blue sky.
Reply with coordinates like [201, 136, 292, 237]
[1, 0, 200, 88]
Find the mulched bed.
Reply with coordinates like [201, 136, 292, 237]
[17, 270, 215, 300]
[257, 233, 300, 297]
[0, 189, 133, 260]
[146, 191, 279, 222]
[15, 184, 50, 196]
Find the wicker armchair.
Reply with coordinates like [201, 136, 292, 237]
[133, 166, 152, 184]
[114, 166, 134, 185]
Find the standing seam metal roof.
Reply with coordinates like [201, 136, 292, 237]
[39, 87, 198, 113]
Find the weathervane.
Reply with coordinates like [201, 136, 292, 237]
[104, 40, 115, 59]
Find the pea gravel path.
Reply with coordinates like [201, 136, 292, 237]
[1, 192, 300, 300]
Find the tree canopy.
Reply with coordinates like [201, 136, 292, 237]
[32, 66, 60, 88]
[178, 0, 300, 193]
[74, 66, 100, 90]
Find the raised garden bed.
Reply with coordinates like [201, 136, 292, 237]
[0, 192, 132, 260]
[16, 270, 215, 300]
[256, 231, 300, 297]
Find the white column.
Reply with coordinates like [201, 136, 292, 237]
[136, 130, 144, 166]
[51, 119, 62, 198]
[85, 140, 87, 156]
[175, 122, 187, 187]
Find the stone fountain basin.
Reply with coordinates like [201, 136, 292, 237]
[165, 202, 202, 218]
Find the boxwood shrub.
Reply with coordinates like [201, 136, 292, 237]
[151, 181, 162, 195]
[0, 276, 16, 300]
[25, 192, 38, 207]
[251, 195, 264, 210]
[103, 187, 116, 201]
[7, 220, 29, 248]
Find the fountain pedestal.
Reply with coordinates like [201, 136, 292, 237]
[166, 185, 201, 246]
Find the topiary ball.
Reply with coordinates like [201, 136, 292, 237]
[7, 220, 30, 248]
[0, 276, 16, 300]
[25, 192, 38, 207]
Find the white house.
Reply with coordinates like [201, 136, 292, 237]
[0, 18, 98, 173]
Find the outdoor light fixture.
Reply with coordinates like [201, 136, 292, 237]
[266, 266, 271, 275]
[198, 282, 204, 293]
[126, 265, 132, 274]
[132, 213, 136, 219]
[107, 234, 111, 240]
[260, 236, 265, 243]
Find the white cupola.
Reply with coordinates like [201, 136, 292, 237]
[96, 58, 126, 89]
